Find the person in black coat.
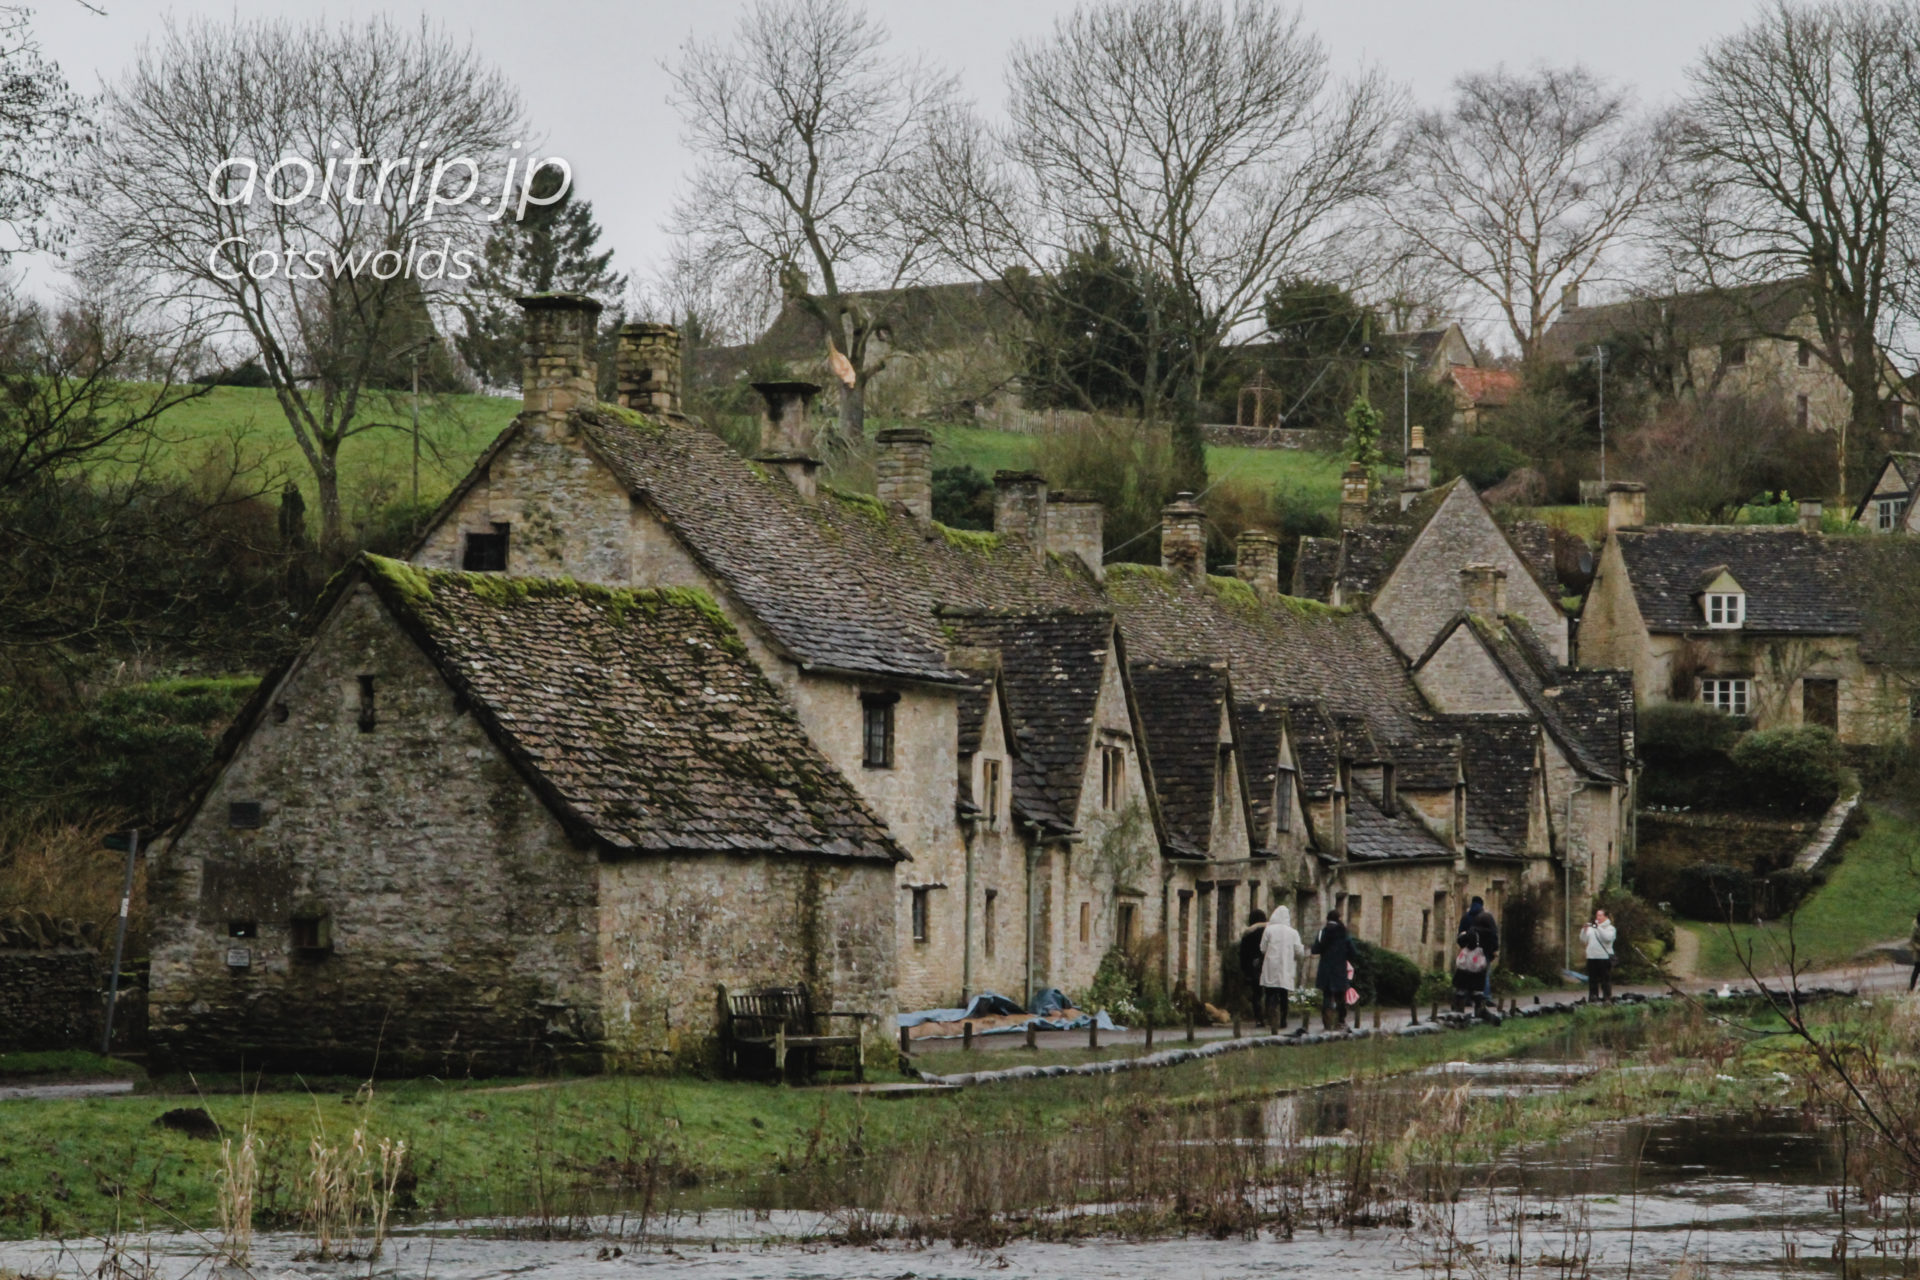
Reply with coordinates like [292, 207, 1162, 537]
[1454, 896, 1500, 1017]
[1237, 909, 1268, 1015]
[1310, 910, 1356, 1030]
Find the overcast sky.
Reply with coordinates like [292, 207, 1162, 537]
[31, 0, 1771, 317]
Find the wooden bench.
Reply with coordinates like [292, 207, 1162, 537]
[715, 983, 868, 1082]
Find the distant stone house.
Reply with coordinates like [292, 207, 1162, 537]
[148, 560, 902, 1074]
[1854, 452, 1920, 534]
[1581, 482, 1920, 745]
[1448, 365, 1521, 433]
[1538, 279, 1915, 438]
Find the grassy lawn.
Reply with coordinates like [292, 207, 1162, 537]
[0, 1011, 1607, 1239]
[125, 384, 519, 517]
[0, 1051, 128, 1081]
[1677, 804, 1920, 979]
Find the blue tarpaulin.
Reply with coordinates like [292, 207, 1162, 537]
[895, 989, 1125, 1034]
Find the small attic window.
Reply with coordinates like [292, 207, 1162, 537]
[1723, 340, 1747, 366]
[1704, 592, 1745, 628]
[462, 523, 510, 572]
[1877, 498, 1902, 531]
[290, 911, 332, 956]
[227, 800, 263, 829]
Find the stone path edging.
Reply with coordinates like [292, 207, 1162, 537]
[1793, 791, 1861, 872]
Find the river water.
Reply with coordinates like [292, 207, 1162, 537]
[5, 1025, 1913, 1280]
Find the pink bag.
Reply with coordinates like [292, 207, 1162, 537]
[1345, 960, 1359, 1004]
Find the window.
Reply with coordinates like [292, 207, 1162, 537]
[861, 694, 896, 768]
[1723, 340, 1746, 366]
[1803, 677, 1839, 730]
[1216, 883, 1236, 955]
[356, 674, 377, 733]
[1176, 892, 1192, 988]
[1078, 900, 1090, 944]
[1798, 340, 1812, 367]
[1701, 678, 1751, 716]
[227, 801, 263, 829]
[1379, 895, 1394, 946]
[1420, 908, 1432, 945]
[1345, 894, 1361, 932]
[1215, 747, 1233, 818]
[910, 887, 929, 943]
[1889, 401, 1907, 432]
[1117, 902, 1138, 949]
[983, 890, 997, 958]
[227, 920, 256, 939]
[289, 912, 332, 955]
[982, 758, 1002, 824]
[462, 523, 510, 572]
[1276, 773, 1292, 832]
[1877, 498, 1903, 532]
[1704, 593, 1745, 628]
[1797, 394, 1810, 429]
[1100, 745, 1126, 809]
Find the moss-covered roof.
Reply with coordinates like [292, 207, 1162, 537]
[361, 555, 902, 862]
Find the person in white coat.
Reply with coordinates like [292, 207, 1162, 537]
[1580, 908, 1617, 1003]
[1259, 906, 1307, 1030]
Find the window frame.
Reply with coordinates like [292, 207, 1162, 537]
[861, 693, 897, 769]
[1701, 677, 1752, 717]
[1877, 497, 1902, 532]
[910, 886, 929, 943]
[981, 757, 1002, 825]
[289, 911, 332, 956]
[461, 523, 511, 573]
[1099, 744, 1126, 810]
[1703, 592, 1745, 629]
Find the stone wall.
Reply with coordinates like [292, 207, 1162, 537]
[597, 852, 895, 1070]
[148, 586, 604, 1076]
[0, 949, 101, 1052]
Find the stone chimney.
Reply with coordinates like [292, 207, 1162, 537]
[1046, 490, 1104, 579]
[1401, 424, 1432, 510]
[615, 322, 681, 414]
[1798, 498, 1824, 534]
[753, 381, 822, 498]
[1339, 462, 1371, 530]
[993, 470, 1049, 560]
[519, 293, 603, 428]
[875, 427, 933, 520]
[1160, 492, 1207, 582]
[1234, 530, 1281, 599]
[1561, 282, 1580, 312]
[1605, 481, 1647, 536]
[1460, 564, 1508, 618]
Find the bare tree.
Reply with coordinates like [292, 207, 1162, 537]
[668, 0, 956, 442]
[915, 0, 1397, 491]
[630, 238, 780, 351]
[0, 6, 86, 260]
[79, 15, 524, 550]
[1669, 0, 1920, 505]
[1390, 65, 1667, 362]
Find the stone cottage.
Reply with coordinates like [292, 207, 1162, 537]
[148, 559, 901, 1074]
[1581, 481, 1920, 745]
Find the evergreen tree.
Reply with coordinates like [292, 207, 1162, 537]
[1017, 237, 1191, 415]
[1252, 278, 1375, 433]
[456, 166, 626, 390]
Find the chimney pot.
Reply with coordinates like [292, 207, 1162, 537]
[1605, 481, 1647, 536]
[517, 293, 603, 427]
[1234, 530, 1281, 599]
[753, 380, 822, 497]
[1460, 563, 1508, 618]
[1339, 462, 1371, 529]
[616, 322, 682, 415]
[1047, 489, 1105, 579]
[1160, 492, 1207, 582]
[993, 470, 1049, 560]
[875, 427, 934, 520]
[1798, 498, 1824, 534]
[1401, 428, 1432, 508]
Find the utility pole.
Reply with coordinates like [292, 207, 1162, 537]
[101, 829, 138, 1056]
[1402, 349, 1416, 459]
[1594, 345, 1608, 489]
[411, 346, 422, 514]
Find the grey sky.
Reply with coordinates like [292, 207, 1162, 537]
[32, 0, 1770, 313]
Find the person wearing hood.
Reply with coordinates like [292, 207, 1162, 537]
[1310, 910, 1356, 1030]
[1259, 905, 1306, 1030]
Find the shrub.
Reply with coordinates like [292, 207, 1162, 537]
[1673, 862, 1753, 922]
[931, 465, 994, 530]
[1639, 701, 1740, 766]
[1595, 888, 1675, 980]
[1351, 940, 1421, 1007]
[1433, 432, 1528, 490]
[1729, 725, 1846, 814]
[1080, 937, 1176, 1026]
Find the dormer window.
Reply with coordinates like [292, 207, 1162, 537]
[1876, 497, 1903, 532]
[1704, 592, 1745, 628]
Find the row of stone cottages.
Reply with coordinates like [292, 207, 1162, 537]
[147, 295, 1637, 1075]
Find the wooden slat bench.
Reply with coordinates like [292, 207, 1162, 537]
[716, 983, 868, 1082]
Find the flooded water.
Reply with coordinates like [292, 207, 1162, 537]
[5, 1026, 1914, 1280]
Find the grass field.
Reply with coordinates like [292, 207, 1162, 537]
[1677, 804, 1920, 979]
[0, 1013, 1602, 1239]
